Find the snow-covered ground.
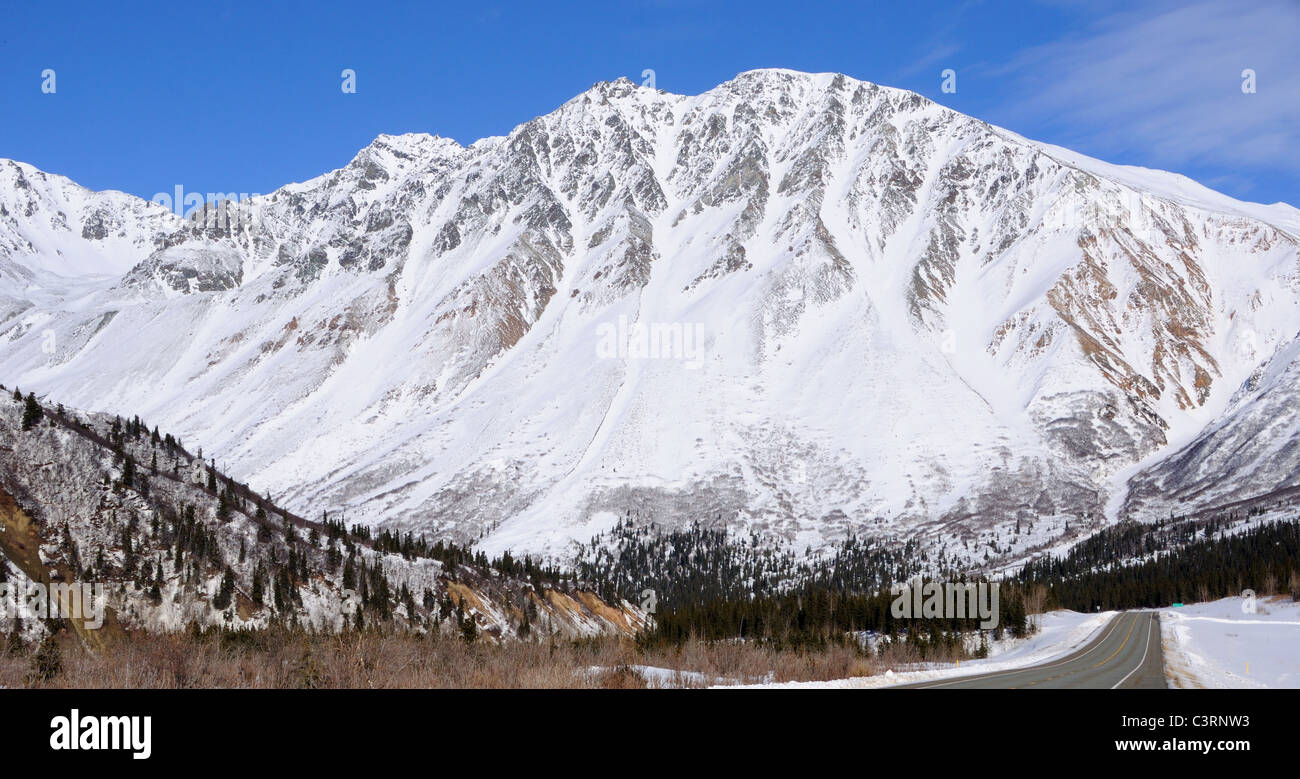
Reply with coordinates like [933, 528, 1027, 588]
[721, 609, 1115, 689]
[1161, 595, 1300, 689]
[584, 664, 754, 688]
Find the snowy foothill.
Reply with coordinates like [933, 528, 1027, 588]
[1161, 595, 1300, 689]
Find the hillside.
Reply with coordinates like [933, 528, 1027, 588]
[0, 387, 647, 645]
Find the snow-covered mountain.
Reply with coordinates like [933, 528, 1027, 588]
[3, 69, 1300, 564]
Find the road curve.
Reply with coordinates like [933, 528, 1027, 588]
[898, 611, 1167, 689]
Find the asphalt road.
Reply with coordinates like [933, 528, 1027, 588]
[899, 611, 1167, 689]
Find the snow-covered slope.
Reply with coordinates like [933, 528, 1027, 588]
[0, 159, 179, 284]
[1120, 332, 1300, 520]
[3, 69, 1300, 563]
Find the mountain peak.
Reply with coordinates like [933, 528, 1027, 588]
[369, 132, 463, 154]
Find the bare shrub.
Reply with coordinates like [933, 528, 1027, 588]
[0, 626, 895, 689]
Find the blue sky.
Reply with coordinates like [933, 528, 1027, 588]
[1, 0, 1296, 206]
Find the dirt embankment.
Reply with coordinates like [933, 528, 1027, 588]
[0, 485, 121, 649]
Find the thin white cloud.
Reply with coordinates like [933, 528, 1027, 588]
[988, 0, 1300, 190]
[899, 0, 984, 78]
[901, 42, 964, 78]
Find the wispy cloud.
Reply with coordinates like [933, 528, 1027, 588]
[899, 0, 984, 78]
[988, 0, 1300, 195]
[901, 42, 964, 78]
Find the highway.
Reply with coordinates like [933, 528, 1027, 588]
[898, 611, 1167, 689]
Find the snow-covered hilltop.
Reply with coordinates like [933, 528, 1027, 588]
[3, 69, 1300, 564]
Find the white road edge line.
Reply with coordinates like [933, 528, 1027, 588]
[915, 611, 1129, 689]
[1111, 613, 1155, 689]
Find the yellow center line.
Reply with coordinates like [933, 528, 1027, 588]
[1093, 613, 1138, 669]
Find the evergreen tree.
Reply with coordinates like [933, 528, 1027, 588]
[213, 566, 235, 610]
[20, 393, 43, 430]
[120, 455, 135, 489]
[342, 555, 357, 591]
[251, 562, 266, 605]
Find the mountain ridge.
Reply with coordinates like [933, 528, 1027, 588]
[3, 68, 1299, 570]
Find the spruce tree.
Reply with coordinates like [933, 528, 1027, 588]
[120, 455, 135, 489]
[213, 566, 235, 610]
[251, 563, 265, 605]
[20, 393, 43, 430]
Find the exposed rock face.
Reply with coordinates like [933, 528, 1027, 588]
[1120, 333, 1300, 521]
[2, 69, 1300, 564]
